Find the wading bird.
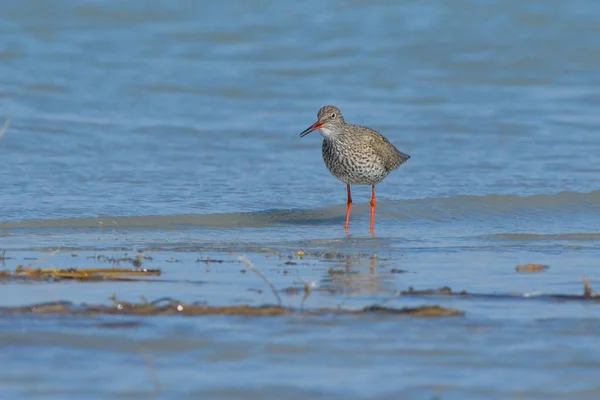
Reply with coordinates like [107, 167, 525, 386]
[299, 105, 410, 234]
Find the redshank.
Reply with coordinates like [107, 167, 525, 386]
[299, 105, 410, 234]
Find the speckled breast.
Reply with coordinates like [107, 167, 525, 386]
[321, 139, 389, 186]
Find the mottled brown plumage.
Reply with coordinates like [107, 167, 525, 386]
[299, 105, 410, 234]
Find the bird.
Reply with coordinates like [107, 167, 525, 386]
[299, 105, 410, 234]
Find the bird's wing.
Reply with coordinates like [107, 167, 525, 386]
[369, 131, 410, 172]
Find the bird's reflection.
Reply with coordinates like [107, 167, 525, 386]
[319, 254, 395, 296]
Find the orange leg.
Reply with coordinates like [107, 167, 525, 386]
[370, 185, 376, 234]
[345, 184, 352, 232]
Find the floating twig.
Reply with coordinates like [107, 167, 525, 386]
[238, 255, 282, 306]
[25, 249, 61, 269]
[0, 117, 11, 140]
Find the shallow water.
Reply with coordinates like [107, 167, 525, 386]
[1, 0, 600, 399]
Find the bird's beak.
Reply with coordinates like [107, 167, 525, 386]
[299, 121, 323, 138]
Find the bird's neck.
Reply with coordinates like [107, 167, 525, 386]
[319, 124, 345, 141]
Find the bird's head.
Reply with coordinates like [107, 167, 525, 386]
[299, 105, 345, 138]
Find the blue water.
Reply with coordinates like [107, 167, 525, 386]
[1, 0, 600, 398]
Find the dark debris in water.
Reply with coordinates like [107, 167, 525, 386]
[515, 263, 549, 273]
[328, 267, 359, 276]
[360, 305, 462, 317]
[87, 253, 153, 267]
[96, 321, 142, 329]
[196, 258, 227, 264]
[390, 268, 407, 274]
[0, 266, 161, 282]
[397, 281, 600, 302]
[0, 296, 464, 318]
[402, 286, 467, 296]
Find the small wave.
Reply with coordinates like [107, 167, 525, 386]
[0, 190, 598, 230]
[487, 233, 600, 241]
[0, 208, 341, 230]
[386, 190, 600, 222]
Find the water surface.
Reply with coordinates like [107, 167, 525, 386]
[1, 0, 600, 399]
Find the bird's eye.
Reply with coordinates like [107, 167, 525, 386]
[331, 113, 336, 118]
